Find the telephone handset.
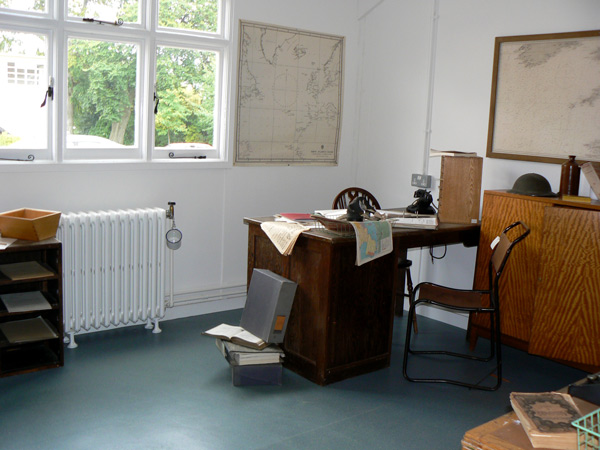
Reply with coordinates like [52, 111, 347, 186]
[347, 196, 377, 221]
[406, 189, 437, 215]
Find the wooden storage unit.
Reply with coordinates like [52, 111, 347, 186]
[469, 190, 600, 371]
[0, 239, 63, 377]
[438, 156, 483, 224]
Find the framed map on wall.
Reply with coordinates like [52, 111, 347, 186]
[486, 30, 600, 164]
[234, 21, 344, 166]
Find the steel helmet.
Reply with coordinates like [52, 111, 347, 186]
[508, 173, 557, 197]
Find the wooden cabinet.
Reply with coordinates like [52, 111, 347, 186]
[0, 239, 63, 377]
[469, 191, 600, 371]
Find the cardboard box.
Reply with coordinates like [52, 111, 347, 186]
[240, 269, 297, 344]
[0, 208, 61, 241]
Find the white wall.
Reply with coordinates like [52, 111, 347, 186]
[0, 0, 360, 320]
[357, 0, 600, 327]
[2, 0, 598, 328]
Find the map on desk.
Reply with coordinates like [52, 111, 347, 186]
[234, 20, 344, 166]
[350, 221, 393, 266]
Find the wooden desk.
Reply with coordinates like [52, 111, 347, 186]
[244, 217, 480, 385]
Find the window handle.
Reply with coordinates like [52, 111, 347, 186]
[40, 77, 53, 108]
[82, 17, 124, 26]
[154, 92, 160, 114]
[0, 155, 35, 162]
[168, 153, 206, 160]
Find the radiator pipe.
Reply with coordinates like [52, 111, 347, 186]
[166, 201, 181, 309]
[170, 250, 174, 309]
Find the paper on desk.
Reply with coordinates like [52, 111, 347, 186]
[313, 209, 346, 219]
[260, 221, 310, 256]
[350, 221, 393, 266]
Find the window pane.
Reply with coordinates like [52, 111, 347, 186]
[67, 38, 138, 147]
[158, 0, 219, 33]
[0, 30, 48, 149]
[154, 46, 216, 148]
[0, 0, 46, 13]
[68, 0, 139, 24]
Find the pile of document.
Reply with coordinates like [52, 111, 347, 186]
[202, 269, 296, 386]
[215, 338, 284, 366]
[381, 210, 439, 230]
[204, 323, 285, 386]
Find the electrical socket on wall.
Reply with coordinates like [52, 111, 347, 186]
[411, 174, 432, 188]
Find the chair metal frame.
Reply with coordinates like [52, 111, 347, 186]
[402, 221, 530, 391]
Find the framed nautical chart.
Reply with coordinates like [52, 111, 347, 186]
[486, 30, 600, 164]
[234, 21, 344, 166]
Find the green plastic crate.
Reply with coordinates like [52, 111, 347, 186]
[573, 408, 600, 450]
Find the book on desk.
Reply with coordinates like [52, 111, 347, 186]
[509, 392, 581, 450]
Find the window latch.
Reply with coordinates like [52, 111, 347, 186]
[40, 77, 54, 108]
[154, 91, 160, 114]
[168, 152, 206, 160]
[82, 17, 124, 26]
[0, 155, 35, 162]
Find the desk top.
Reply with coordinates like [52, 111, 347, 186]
[243, 216, 480, 249]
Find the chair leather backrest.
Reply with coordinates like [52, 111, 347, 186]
[491, 233, 512, 275]
[490, 221, 530, 283]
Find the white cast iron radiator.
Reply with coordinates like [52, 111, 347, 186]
[57, 208, 167, 348]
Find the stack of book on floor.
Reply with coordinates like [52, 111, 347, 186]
[214, 337, 284, 386]
[203, 269, 297, 386]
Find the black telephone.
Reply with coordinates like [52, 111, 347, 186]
[406, 189, 436, 215]
[346, 196, 376, 221]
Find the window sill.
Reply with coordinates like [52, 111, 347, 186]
[0, 158, 233, 173]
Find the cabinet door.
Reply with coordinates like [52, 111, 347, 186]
[471, 192, 546, 346]
[528, 207, 600, 366]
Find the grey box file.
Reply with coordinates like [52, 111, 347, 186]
[240, 269, 297, 344]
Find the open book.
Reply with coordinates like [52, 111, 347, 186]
[203, 323, 268, 350]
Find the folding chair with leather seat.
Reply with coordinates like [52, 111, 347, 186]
[402, 221, 530, 391]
